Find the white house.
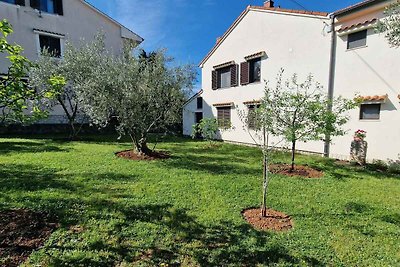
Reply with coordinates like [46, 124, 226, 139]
[183, 0, 400, 161]
[0, 0, 143, 124]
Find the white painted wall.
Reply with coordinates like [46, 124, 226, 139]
[331, 4, 400, 161]
[184, 8, 331, 154]
[184, 2, 400, 161]
[0, 0, 142, 123]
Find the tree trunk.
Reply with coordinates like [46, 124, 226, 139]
[291, 140, 296, 172]
[131, 134, 152, 156]
[261, 127, 269, 218]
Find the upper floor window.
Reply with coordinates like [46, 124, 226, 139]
[347, 30, 367, 50]
[249, 58, 261, 83]
[359, 104, 380, 120]
[197, 97, 203, 109]
[211, 64, 238, 90]
[30, 0, 63, 15]
[39, 34, 61, 57]
[0, 0, 25, 6]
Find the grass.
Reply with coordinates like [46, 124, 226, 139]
[0, 135, 399, 266]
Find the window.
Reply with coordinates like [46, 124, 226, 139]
[217, 107, 231, 128]
[360, 104, 380, 120]
[249, 58, 261, 83]
[197, 97, 203, 109]
[347, 30, 367, 50]
[0, 0, 25, 5]
[39, 35, 61, 57]
[217, 67, 231, 89]
[30, 0, 63, 15]
[247, 104, 261, 129]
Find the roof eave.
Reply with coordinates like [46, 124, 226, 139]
[332, 0, 387, 17]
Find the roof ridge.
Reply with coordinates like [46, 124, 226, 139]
[249, 5, 328, 17]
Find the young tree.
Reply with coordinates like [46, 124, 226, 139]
[261, 70, 355, 172]
[376, 1, 400, 48]
[191, 118, 219, 147]
[30, 36, 106, 139]
[76, 47, 196, 155]
[0, 20, 49, 124]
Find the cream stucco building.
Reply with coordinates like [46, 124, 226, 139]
[183, 0, 400, 161]
[0, 0, 143, 123]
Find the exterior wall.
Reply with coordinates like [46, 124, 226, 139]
[184, 1, 400, 161]
[331, 3, 400, 161]
[183, 97, 200, 136]
[184, 9, 331, 154]
[0, 0, 141, 124]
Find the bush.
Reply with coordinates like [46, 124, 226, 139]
[388, 157, 400, 174]
[369, 160, 388, 172]
[191, 118, 219, 146]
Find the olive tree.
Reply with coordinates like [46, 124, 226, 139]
[239, 69, 355, 217]
[30, 36, 107, 138]
[76, 47, 196, 155]
[376, 1, 400, 48]
[0, 20, 50, 124]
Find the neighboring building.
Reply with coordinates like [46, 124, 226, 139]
[0, 0, 143, 124]
[183, 0, 400, 161]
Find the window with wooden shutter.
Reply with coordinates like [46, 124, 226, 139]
[212, 70, 217, 90]
[30, 0, 63, 15]
[240, 62, 250, 85]
[230, 64, 238, 87]
[247, 104, 261, 129]
[217, 107, 231, 129]
[1, 0, 25, 5]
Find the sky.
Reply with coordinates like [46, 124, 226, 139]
[86, 0, 363, 88]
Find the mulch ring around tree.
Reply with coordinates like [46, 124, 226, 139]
[242, 208, 293, 232]
[116, 149, 171, 161]
[269, 164, 324, 178]
[0, 209, 59, 267]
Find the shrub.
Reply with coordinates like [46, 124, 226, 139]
[388, 157, 400, 174]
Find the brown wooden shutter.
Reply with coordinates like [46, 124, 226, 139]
[16, 0, 25, 6]
[211, 70, 217, 90]
[230, 64, 238, 87]
[240, 62, 250, 85]
[54, 0, 64, 15]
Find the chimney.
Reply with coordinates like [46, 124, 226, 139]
[264, 1, 274, 8]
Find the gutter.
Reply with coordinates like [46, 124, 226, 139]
[324, 13, 337, 158]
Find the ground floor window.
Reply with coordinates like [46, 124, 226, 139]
[217, 107, 231, 129]
[359, 104, 380, 120]
[247, 104, 261, 129]
[39, 34, 61, 57]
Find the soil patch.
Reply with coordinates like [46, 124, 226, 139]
[0, 209, 59, 267]
[242, 208, 293, 232]
[116, 149, 170, 161]
[270, 164, 323, 178]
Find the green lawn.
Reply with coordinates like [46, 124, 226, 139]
[0, 135, 399, 266]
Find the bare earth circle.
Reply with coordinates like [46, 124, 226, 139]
[242, 208, 293, 232]
[116, 150, 170, 161]
[269, 164, 323, 178]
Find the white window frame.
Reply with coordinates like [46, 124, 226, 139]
[34, 29, 65, 58]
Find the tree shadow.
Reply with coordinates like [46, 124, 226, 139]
[0, 141, 68, 154]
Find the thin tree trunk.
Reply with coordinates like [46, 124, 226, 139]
[291, 140, 296, 172]
[261, 126, 269, 217]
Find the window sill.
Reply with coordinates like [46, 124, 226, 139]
[359, 119, 380, 122]
[33, 9, 63, 17]
[346, 45, 368, 52]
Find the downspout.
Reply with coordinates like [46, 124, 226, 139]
[324, 14, 337, 158]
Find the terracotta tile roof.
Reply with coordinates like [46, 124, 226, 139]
[243, 100, 262, 105]
[338, 18, 377, 32]
[333, 0, 386, 16]
[245, 51, 266, 61]
[356, 94, 388, 102]
[250, 6, 328, 17]
[213, 61, 235, 70]
[213, 102, 234, 107]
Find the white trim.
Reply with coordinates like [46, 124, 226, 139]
[337, 24, 376, 37]
[34, 31, 65, 58]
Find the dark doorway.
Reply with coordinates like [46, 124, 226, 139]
[195, 112, 203, 139]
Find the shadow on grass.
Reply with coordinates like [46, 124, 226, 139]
[0, 141, 68, 154]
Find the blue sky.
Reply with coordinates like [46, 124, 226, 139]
[87, 0, 362, 88]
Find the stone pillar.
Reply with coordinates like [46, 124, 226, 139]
[350, 139, 368, 165]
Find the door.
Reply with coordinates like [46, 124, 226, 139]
[194, 112, 203, 138]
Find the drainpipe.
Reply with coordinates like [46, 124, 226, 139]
[324, 14, 337, 158]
